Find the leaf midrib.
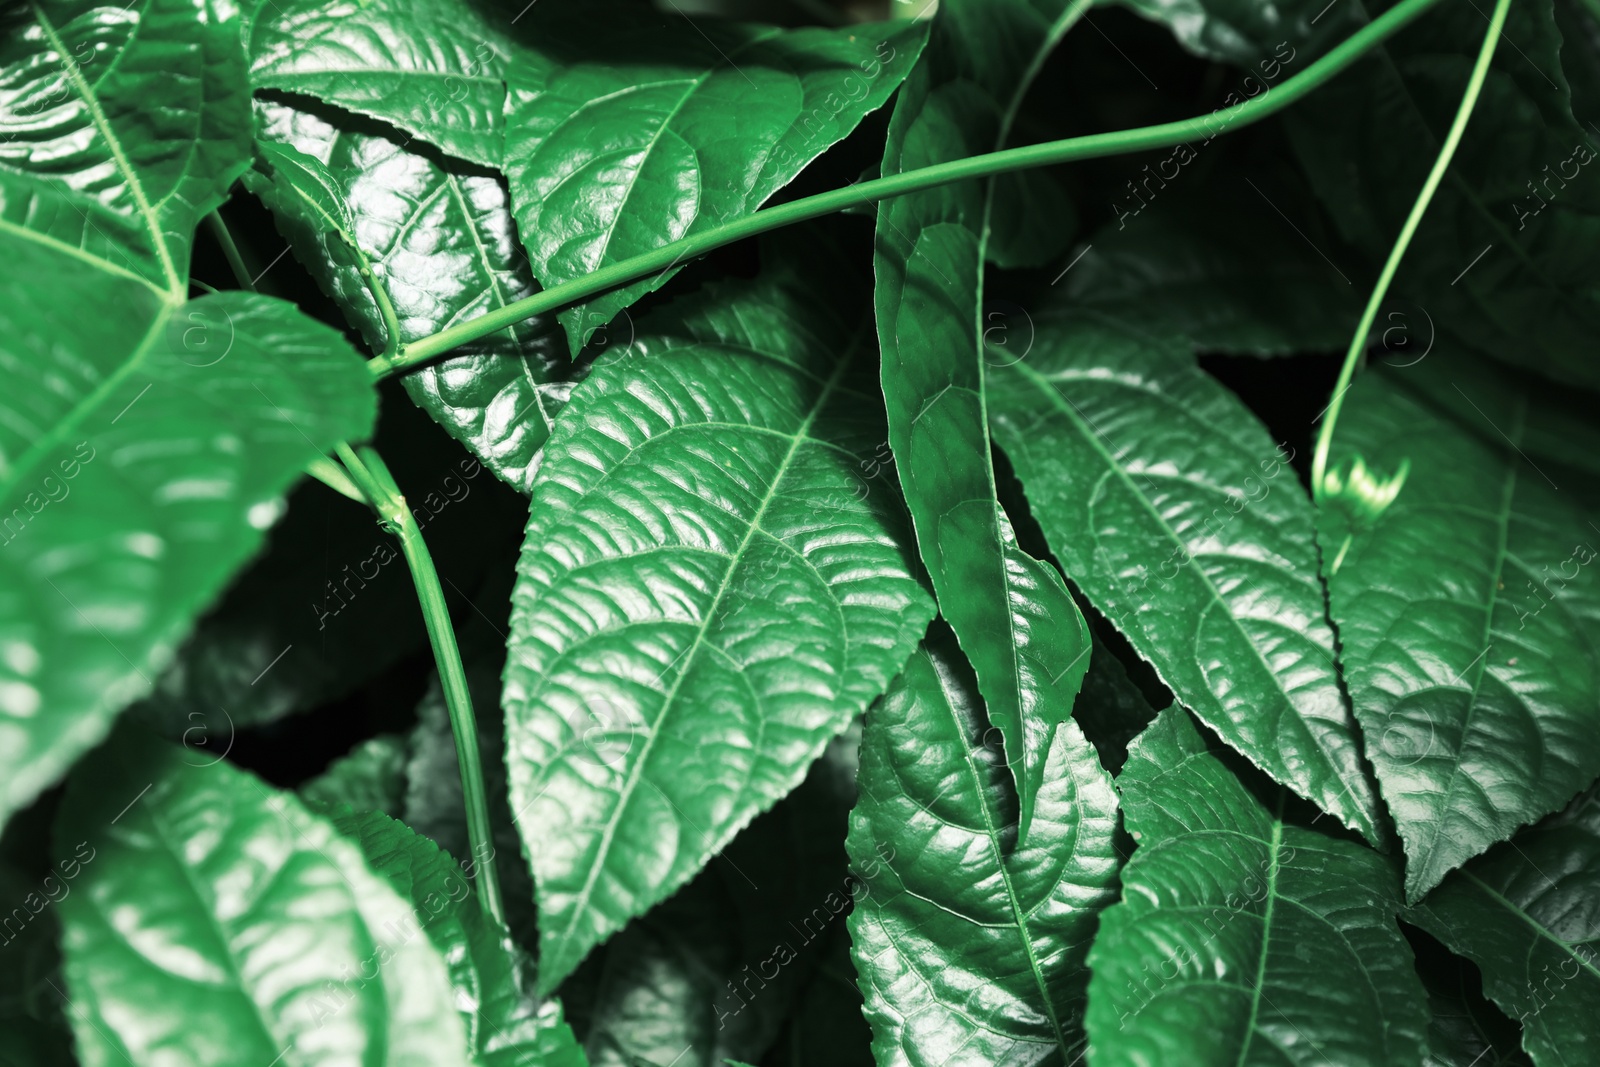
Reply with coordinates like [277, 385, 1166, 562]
[940, 687, 1071, 1054]
[30, 1, 182, 294]
[1460, 870, 1600, 985]
[549, 352, 853, 956]
[1231, 797, 1285, 1067]
[1007, 359, 1366, 832]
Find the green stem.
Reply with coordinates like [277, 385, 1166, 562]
[1311, 0, 1512, 498]
[206, 211, 256, 293]
[374, 0, 1445, 378]
[335, 445, 507, 927]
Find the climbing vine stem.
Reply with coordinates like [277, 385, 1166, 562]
[1312, 0, 1512, 573]
[373, 0, 1448, 378]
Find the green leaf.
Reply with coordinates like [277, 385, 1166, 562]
[875, 0, 1097, 835]
[503, 239, 933, 992]
[250, 97, 570, 490]
[324, 807, 591, 1067]
[847, 632, 1121, 1064]
[1319, 351, 1600, 899]
[987, 307, 1381, 841]
[0, 0, 373, 827]
[503, 12, 928, 352]
[1084, 706, 1429, 1066]
[56, 727, 472, 1066]
[566, 731, 859, 1067]
[1408, 789, 1600, 1067]
[0, 0, 251, 294]
[0, 255, 375, 827]
[247, 0, 513, 168]
[300, 735, 409, 815]
[1284, 0, 1600, 390]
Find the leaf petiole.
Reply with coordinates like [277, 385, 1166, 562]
[333, 444, 507, 927]
[375, 0, 1448, 377]
[206, 211, 504, 923]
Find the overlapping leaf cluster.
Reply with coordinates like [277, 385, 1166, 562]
[2, 0, 1599, 1064]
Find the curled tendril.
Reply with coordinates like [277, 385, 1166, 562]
[1320, 455, 1411, 573]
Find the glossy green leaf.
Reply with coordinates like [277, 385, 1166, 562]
[325, 807, 591, 1067]
[504, 12, 927, 352]
[301, 735, 409, 815]
[1319, 352, 1600, 899]
[0, 261, 374, 827]
[875, 0, 1097, 834]
[847, 632, 1121, 1065]
[250, 97, 572, 491]
[1409, 790, 1600, 1067]
[0, 0, 374, 827]
[247, 0, 513, 168]
[0, 0, 251, 294]
[503, 243, 933, 992]
[988, 307, 1381, 841]
[56, 728, 472, 1066]
[565, 733, 857, 1067]
[1084, 706, 1429, 1066]
[1285, 0, 1600, 390]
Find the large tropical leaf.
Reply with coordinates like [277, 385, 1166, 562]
[0, 0, 375, 827]
[0, 0, 250, 293]
[1084, 706, 1429, 1066]
[0, 267, 374, 826]
[987, 306, 1381, 841]
[875, 0, 1098, 835]
[1283, 0, 1600, 390]
[324, 807, 590, 1067]
[847, 632, 1120, 1065]
[1409, 789, 1600, 1067]
[56, 728, 472, 1066]
[503, 10, 927, 352]
[502, 240, 932, 992]
[1319, 351, 1600, 898]
[250, 97, 570, 490]
[247, 0, 513, 169]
